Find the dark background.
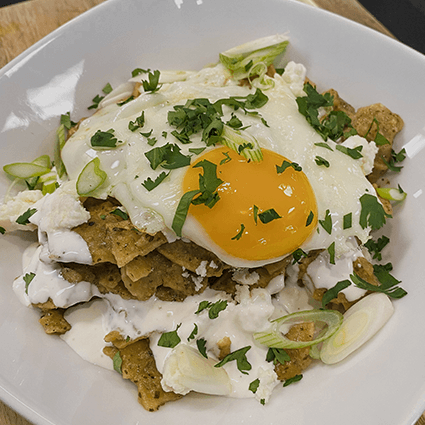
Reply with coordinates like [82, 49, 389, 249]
[1, 0, 425, 55]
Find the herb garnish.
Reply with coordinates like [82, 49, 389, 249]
[128, 111, 145, 131]
[315, 156, 330, 168]
[141, 70, 162, 93]
[292, 248, 308, 264]
[195, 299, 228, 319]
[231, 224, 245, 240]
[196, 338, 208, 358]
[319, 209, 332, 234]
[157, 324, 181, 348]
[88, 83, 114, 110]
[283, 374, 303, 387]
[110, 208, 129, 220]
[327, 241, 336, 265]
[266, 347, 290, 365]
[382, 148, 406, 172]
[60, 112, 77, 129]
[306, 211, 314, 227]
[113, 351, 123, 374]
[0, 227, 5, 235]
[258, 208, 281, 224]
[249, 378, 260, 393]
[90, 129, 123, 149]
[359, 193, 391, 230]
[145, 143, 191, 170]
[23, 272, 36, 294]
[343, 212, 352, 229]
[276, 160, 302, 173]
[364, 235, 390, 261]
[142, 171, 169, 191]
[16, 208, 37, 225]
[214, 346, 252, 374]
[321, 279, 351, 307]
[335, 145, 363, 159]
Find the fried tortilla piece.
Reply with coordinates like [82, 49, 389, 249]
[274, 322, 314, 381]
[351, 103, 404, 183]
[104, 339, 182, 411]
[312, 287, 354, 312]
[123, 255, 153, 282]
[217, 336, 231, 360]
[39, 309, 71, 335]
[73, 198, 121, 264]
[324, 88, 356, 119]
[374, 183, 393, 217]
[106, 221, 167, 268]
[156, 239, 226, 277]
[33, 299, 57, 310]
[353, 256, 380, 287]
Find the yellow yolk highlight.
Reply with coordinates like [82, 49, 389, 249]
[182, 147, 318, 261]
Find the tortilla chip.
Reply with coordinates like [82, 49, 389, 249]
[39, 309, 71, 335]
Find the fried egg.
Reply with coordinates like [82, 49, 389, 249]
[62, 63, 376, 268]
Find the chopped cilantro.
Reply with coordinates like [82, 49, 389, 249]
[306, 211, 314, 227]
[226, 113, 243, 129]
[220, 151, 232, 165]
[117, 95, 135, 106]
[172, 190, 201, 237]
[157, 324, 181, 348]
[258, 208, 281, 224]
[343, 212, 352, 229]
[327, 241, 335, 265]
[382, 148, 407, 172]
[321, 279, 351, 307]
[249, 378, 260, 393]
[142, 171, 169, 191]
[88, 94, 104, 110]
[141, 70, 162, 93]
[191, 160, 223, 208]
[16, 208, 37, 225]
[292, 248, 307, 264]
[0, 227, 5, 235]
[253, 204, 259, 225]
[276, 160, 302, 173]
[128, 111, 145, 131]
[315, 156, 330, 168]
[60, 112, 77, 130]
[364, 235, 390, 261]
[314, 142, 333, 151]
[195, 300, 212, 314]
[187, 323, 198, 341]
[110, 208, 129, 220]
[23, 272, 36, 294]
[131, 68, 150, 77]
[319, 209, 332, 234]
[90, 129, 122, 149]
[214, 346, 252, 374]
[283, 374, 303, 387]
[145, 143, 191, 170]
[231, 224, 245, 240]
[102, 82, 113, 94]
[189, 147, 207, 155]
[335, 145, 363, 159]
[359, 193, 391, 230]
[266, 347, 290, 364]
[196, 300, 228, 319]
[196, 338, 208, 358]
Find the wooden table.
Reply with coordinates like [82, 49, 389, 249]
[0, 0, 423, 424]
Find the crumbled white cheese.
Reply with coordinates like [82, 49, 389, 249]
[232, 268, 260, 285]
[209, 260, 218, 269]
[281, 61, 307, 97]
[195, 260, 208, 277]
[341, 135, 378, 175]
[0, 189, 43, 232]
[255, 367, 279, 404]
[191, 275, 204, 292]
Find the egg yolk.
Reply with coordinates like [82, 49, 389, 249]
[182, 146, 318, 262]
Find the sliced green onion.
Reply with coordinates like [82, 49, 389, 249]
[42, 181, 58, 195]
[76, 157, 107, 196]
[219, 34, 289, 80]
[32, 155, 51, 168]
[253, 309, 343, 349]
[376, 187, 407, 202]
[3, 162, 50, 179]
[320, 293, 394, 364]
[54, 123, 67, 178]
[220, 125, 263, 162]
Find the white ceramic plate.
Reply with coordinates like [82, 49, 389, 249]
[1, 1, 425, 424]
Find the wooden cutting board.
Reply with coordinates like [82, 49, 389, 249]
[0, 1, 423, 425]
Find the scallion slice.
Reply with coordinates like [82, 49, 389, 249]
[76, 157, 107, 196]
[253, 309, 343, 349]
[376, 187, 407, 202]
[54, 123, 67, 178]
[220, 125, 263, 162]
[3, 162, 50, 179]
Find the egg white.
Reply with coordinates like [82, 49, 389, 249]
[62, 63, 376, 268]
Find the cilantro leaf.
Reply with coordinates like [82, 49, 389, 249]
[142, 70, 162, 93]
[128, 111, 145, 131]
[350, 271, 407, 299]
[315, 156, 330, 168]
[292, 248, 307, 264]
[314, 142, 333, 151]
[88, 94, 105, 110]
[306, 211, 314, 227]
[90, 129, 122, 149]
[157, 324, 181, 348]
[249, 378, 260, 393]
[266, 347, 290, 364]
[258, 208, 281, 224]
[359, 193, 391, 230]
[23, 272, 36, 294]
[172, 190, 201, 237]
[110, 208, 129, 220]
[343, 212, 352, 229]
[196, 338, 208, 358]
[142, 171, 169, 191]
[60, 112, 77, 130]
[189, 147, 207, 155]
[16, 208, 37, 225]
[188, 323, 198, 341]
[131, 68, 150, 77]
[215, 346, 252, 374]
[195, 300, 212, 314]
[319, 209, 332, 234]
[145, 143, 191, 170]
[335, 145, 363, 159]
[102, 82, 113, 94]
[283, 374, 303, 387]
[276, 160, 302, 173]
[364, 235, 390, 261]
[231, 224, 245, 240]
[321, 279, 351, 307]
[195, 300, 227, 319]
[226, 113, 243, 129]
[382, 148, 407, 172]
[220, 151, 232, 165]
[0, 227, 5, 235]
[253, 204, 259, 224]
[327, 241, 336, 265]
